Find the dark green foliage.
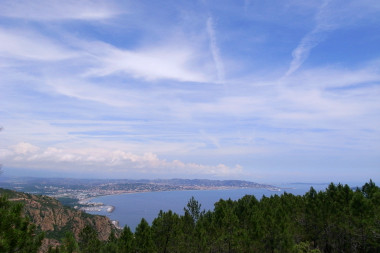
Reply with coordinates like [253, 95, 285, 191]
[116, 226, 135, 253]
[3, 181, 380, 252]
[135, 218, 156, 253]
[184, 196, 204, 224]
[56, 197, 80, 208]
[60, 232, 79, 253]
[0, 194, 44, 253]
[152, 210, 181, 253]
[147, 180, 378, 253]
[100, 181, 376, 253]
[78, 225, 101, 253]
[293, 242, 321, 253]
[101, 230, 118, 253]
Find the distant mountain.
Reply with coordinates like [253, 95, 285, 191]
[0, 176, 278, 189]
[151, 178, 275, 188]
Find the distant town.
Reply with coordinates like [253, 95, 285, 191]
[0, 177, 280, 213]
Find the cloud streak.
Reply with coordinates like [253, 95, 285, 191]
[0, 0, 121, 20]
[207, 16, 225, 82]
[0, 28, 77, 61]
[81, 41, 210, 82]
[0, 1, 379, 181]
[285, 0, 333, 76]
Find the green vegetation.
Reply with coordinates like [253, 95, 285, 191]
[0, 195, 44, 252]
[65, 181, 380, 253]
[2, 180, 380, 252]
[56, 197, 80, 208]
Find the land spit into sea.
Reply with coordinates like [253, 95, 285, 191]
[76, 184, 281, 214]
[77, 198, 115, 213]
[0, 177, 281, 206]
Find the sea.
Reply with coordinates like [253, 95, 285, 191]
[87, 183, 335, 231]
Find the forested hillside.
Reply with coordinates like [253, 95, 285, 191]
[1, 181, 379, 252]
[0, 188, 118, 252]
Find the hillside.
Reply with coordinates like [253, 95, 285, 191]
[0, 188, 118, 251]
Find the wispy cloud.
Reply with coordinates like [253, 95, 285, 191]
[45, 78, 138, 108]
[0, 1, 379, 181]
[81, 41, 210, 82]
[284, 0, 380, 78]
[207, 16, 225, 82]
[285, 0, 333, 76]
[0, 0, 122, 20]
[0, 28, 77, 61]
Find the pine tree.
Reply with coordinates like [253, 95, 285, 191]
[0, 195, 44, 253]
[78, 225, 101, 253]
[60, 232, 79, 253]
[135, 218, 156, 253]
[117, 226, 135, 253]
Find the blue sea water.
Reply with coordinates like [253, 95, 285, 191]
[88, 183, 331, 231]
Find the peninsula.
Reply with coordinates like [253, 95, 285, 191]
[0, 177, 280, 212]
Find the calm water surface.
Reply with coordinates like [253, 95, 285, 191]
[89, 183, 330, 231]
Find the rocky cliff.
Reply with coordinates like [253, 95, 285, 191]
[0, 188, 118, 251]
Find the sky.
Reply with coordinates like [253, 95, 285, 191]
[0, 0, 379, 184]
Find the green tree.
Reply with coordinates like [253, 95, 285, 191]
[78, 225, 101, 253]
[293, 242, 321, 253]
[117, 226, 135, 253]
[177, 197, 205, 252]
[101, 230, 118, 253]
[211, 198, 240, 252]
[60, 232, 79, 253]
[184, 196, 204, 224]
[135, 218, 156, 253]
[0, 195, 44, 252]
[152, 210, 181, 253]
[362, 179, 378, 199]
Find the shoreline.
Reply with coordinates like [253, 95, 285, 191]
[80, 186, 283, 217]
[81, 185, 283, 204]
[80, 184, 329, 231]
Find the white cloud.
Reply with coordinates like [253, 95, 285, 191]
[81, 41, 210, 82]
[282, 64, 380, 89]
[285, 29, 326, 76]
[284, 0, 380, 77]
[12, 142, 40, 155]
[0, 31, 214, 92]
[285, 0, 334, 76]
[0, 28, 77, 61]
[45, 78, 137, 108]
[1, 143, 244, 176]
[0, 0, 379, 181]
[0, 0, 121, 20]
[207, 16, 225, 82]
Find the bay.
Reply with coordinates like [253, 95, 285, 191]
[88, 183, 329, 231]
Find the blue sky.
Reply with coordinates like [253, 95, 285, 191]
[0, 0, 379, 183]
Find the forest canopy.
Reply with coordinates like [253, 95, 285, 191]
[1, 180, 379, 253]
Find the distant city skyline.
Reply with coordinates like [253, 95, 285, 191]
[0, 0, 379, 183]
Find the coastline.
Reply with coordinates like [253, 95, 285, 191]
[80, 186, 282, 206]
[82, 187, 283, 216]
[79, 185, 283, 209]
[81, 186, 284, 227]
[82, 184, 334, 231]
[85, 186, 310, 231]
